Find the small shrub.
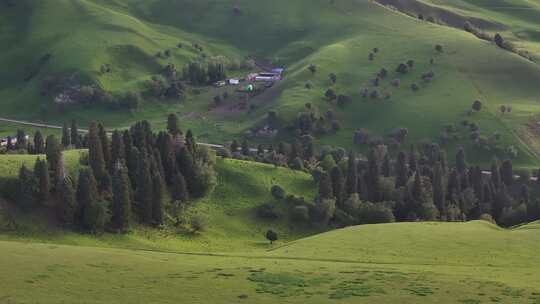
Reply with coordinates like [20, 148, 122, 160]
[191, 215, 208, 232]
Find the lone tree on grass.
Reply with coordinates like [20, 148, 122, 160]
[308, 64, 317, 74]
[329, 73, 337, 84]
[265, 229, 278, 244]
[472, 100, 482, 112]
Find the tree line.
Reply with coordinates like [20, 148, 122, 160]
[222, 137, 540, 228]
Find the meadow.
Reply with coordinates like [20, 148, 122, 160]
[1, 221, 539, 303]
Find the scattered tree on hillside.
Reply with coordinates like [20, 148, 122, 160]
[265, 229, 278, 244]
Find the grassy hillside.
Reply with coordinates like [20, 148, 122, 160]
[0, 156, 317, 252]
[1, 0, 539, 168]
[1, 221, 539, 303]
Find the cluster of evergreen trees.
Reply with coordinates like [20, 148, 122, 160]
[225, 137, 540, 227]
[182, 62, 226, 85]
[14, 115, 217, 233]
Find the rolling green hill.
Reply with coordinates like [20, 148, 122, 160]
[1, 221, 539, 303]
[1, 0, 540, 169]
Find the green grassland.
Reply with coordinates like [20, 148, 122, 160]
[1, 221, 539, 303]
[1, 0, 539, 169]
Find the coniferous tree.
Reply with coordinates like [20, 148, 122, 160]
[70, 120, 81, 148]
[136, 153, 153, 225]
[185, 129, 196, 154]
[241, 140, 250, 156]
[395, 151, 408, 189]
[493, 184, 512, 221]
[171, 172, 189, 203]
[61, 122, 71, 148]
[432, 162, 446, 218]
[57, 177, 76, 226]
[382, 154, 391, 177]
[345, 152, 358, 196]
[366, 149, 381, 202]
[88, 122, 106, 183]
[122, 130, 133, 160]
[33, 131, 44, 154]
[15, 129, 27, 150]
[491, 159, 502, 190]
[127, 147, 140, 188]
[110, 130, 125, 168]
[330, 166, 345, 205]
[98, 123, 111, 172]
[177, 147, 196, 194]
[319, 172, 334, 200]
[500, 159, 513, 186]
[447, 168, 462, 199]
[45, 135, 61, 172]
[408, 146, 418, 174]
[167, 113, 182, 136]
[472, 166, 484, 203]
[111, 162, 131, 232]
[456, 147, 467, 174]
[34, 158, 50, 202]
[76, 169, 99, 228]
[17, 165, 37, 210]
[151, 173, 164, 225]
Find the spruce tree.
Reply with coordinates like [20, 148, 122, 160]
[432, 162, 446, 218]
[111, 162, 131, 232]
[382, 154, 391, 177]
[171, 172, 189, 203]
[98, 123, 111, 172]
[472, 166, 484, 203]
[57, 177, 76, 226]
[88, 122, 106, 183]
[136, 153, 153, 225]
[110, 130, 125, 168]
[33, 131, 44, 154]
[33, 158, 50, 202]
[17, 165, 37, 210]
[319, 172, 334, 200]
[408, 146, 418, 173]
[185, 129, 196, 154]
[45, 135, 61, 172]
[152, 173, 164, 225]
[15, 129, 27, 150]
[345, 152, 358, 196]
[167, 113, 182, 136]
[330, 166, 345, 205]
[127, 147, 140, 188]
[76, 169, 99, 228]
[395, 151, 408, 189]
[70, 120, 81, 148]
[491, 159, 502, 190]
[241, 140, 250, 156]
[177, 147, 196, 194]
[456, 147, 467, 174]
[366, 149, 381, 202]
[500, 159, 513, 186]
[447, 168, 462, 199]
[61, 121, 71, 149]
[122, 130, 133, 160]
